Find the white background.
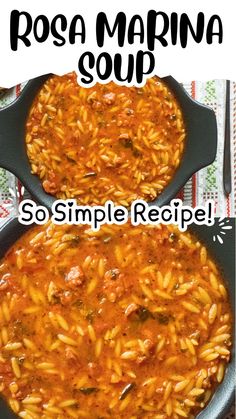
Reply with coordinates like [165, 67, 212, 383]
[0, 0, 235, 87]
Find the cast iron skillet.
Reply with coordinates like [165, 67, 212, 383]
[0, 75, 217, 210]
[0, 218, 234, 418]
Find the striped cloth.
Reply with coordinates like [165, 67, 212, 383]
[180, 80, 235, 216]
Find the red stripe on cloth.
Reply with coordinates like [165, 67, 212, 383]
[191, 81, 197, 207]
[226, 195, 230, 217]
[16, 84, 21, 97]
[16, 84, 23, 203]
[17, 179, 23, 203]
[191, 80, 196, 99]
[0, 201, 10, 218]
[176, 188, 184, 200]
[192, 175, 197, 207]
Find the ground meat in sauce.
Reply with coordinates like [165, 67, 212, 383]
[0, 223, 232, 419]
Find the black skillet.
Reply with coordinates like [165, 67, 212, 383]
[0, 217, 234, 419]
[0, 75, 217, 210]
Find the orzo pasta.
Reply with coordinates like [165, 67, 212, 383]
[25, 74, 185, 206]
[0, 223, 232, 419]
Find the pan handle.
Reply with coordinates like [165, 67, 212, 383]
[0, 74, 50, 172]
[190, 104, 217, 169]
[163, 76, 217, 170]
[0, 103, 22, 170]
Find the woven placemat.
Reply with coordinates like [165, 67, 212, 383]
[179, 80, 235, 216]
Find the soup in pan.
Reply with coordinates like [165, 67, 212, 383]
[25, 74, 186, 206]
[0, 223, 232, 418]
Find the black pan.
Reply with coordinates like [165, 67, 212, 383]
[0, 217, 234, 419]
[0, 75, 217, 210]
